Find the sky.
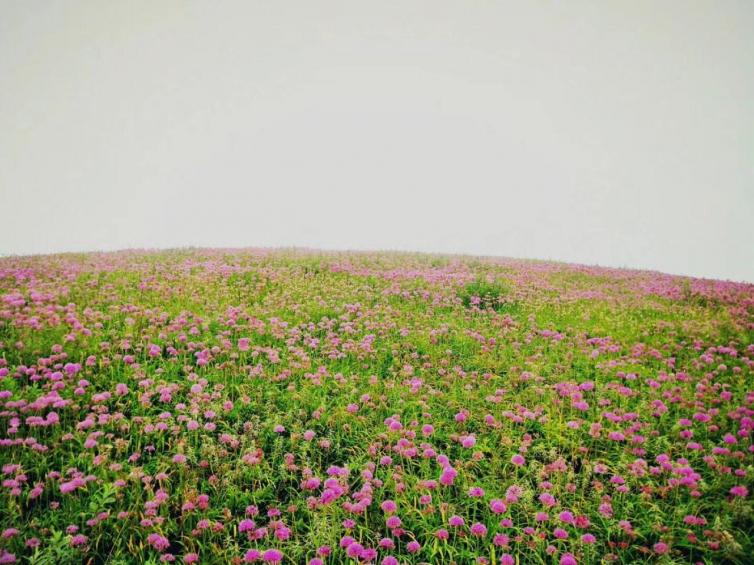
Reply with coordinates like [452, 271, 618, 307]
[1, 1, 753, 282]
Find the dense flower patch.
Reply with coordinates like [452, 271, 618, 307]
[0, 249, 752, 564]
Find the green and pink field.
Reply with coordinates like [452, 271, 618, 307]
[0, 249, 752, 564]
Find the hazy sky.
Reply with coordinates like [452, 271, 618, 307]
[1, 1, 753, 281]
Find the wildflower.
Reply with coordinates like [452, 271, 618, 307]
[147, 534, 170, 552]
[730, 485, 748, 497]
[470, 522, 488, 537]
[440, 466, 457, 486]
[553, 528, 568, 539]
[653, 542, 669, 554]
[468, 486, 485, 497]
[381, 500, 397, 513]
[461, 434, 476, 448]
[346, 543, 364, 559]
[539, 492, 556, 507]
[505, 485, 522, 503]
[70, 534, 88, 547]
[239, 519, 255, 533]
[406, 541, 421, 553]
[490, 499, 507, 513]
[558, 510, 575, 524]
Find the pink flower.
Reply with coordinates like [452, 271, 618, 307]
[379, 538, 395, 549]
[505, 485, 522, 503]
[60, 478, 84, 494]
[439, 466, 457, 486]
[340, 535, 355, 548]
[70, 534, 88, 547]
[346, 543, 364, 559]
[653, 542, 669, 554]
[470, 522, 488, 537]
[435, 528, 449, 540]
[239, 519, 255, 533]
[490, 499, 507, 514]
[539, 492, 556, 507]
[147, 533, 170, 552]
[386, 515, 401, 529]
[553, 528, 568, 539]
[468, 486, 485, 497]
[262, 549, 283, 563]
[381, 500, 397, 513]
[511, 454, 525, 466]
[730, 485, 748, 497]
[493, 533, 509, 547]
[461, 434, 476, 448]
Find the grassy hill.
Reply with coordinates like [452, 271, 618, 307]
[0, 249, 752, 564]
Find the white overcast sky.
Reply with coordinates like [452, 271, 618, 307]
[1, 1, 753, 281]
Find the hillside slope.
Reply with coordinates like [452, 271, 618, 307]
[1, 249, 752, 564]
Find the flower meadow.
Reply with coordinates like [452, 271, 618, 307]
[0, 249, 753, 565]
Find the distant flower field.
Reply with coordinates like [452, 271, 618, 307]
[0, 249, 752, 564]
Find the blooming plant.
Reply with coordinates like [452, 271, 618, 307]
[0, 249, 752, 563]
